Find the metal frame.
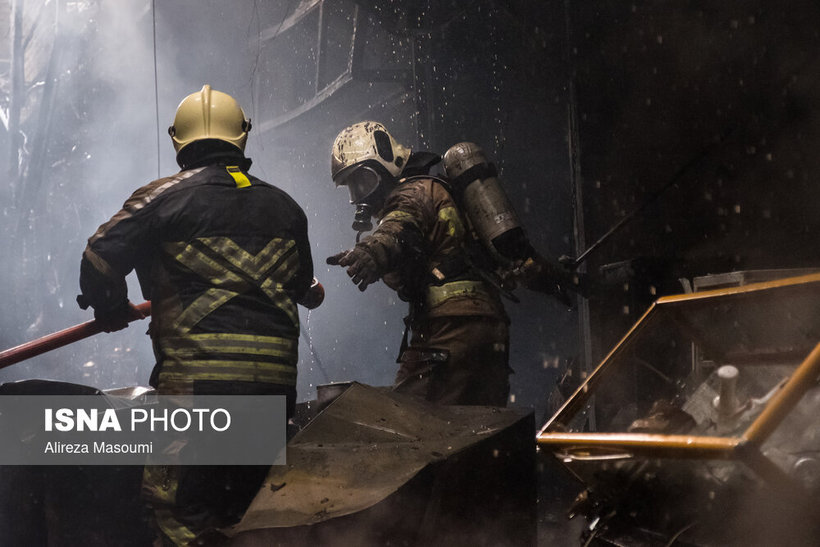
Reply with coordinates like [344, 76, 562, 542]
[537, 272, 820, 495]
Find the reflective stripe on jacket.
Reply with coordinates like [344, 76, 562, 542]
[371, 176, 507, 320]
[80, 161, 313, 391]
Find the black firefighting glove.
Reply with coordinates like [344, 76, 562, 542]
[327, 246, 383, 291]
[94, 301, 131, 332]
[78, 296, 144, 333]
[505, 256, 577, 308]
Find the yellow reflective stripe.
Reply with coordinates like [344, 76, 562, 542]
[438, 206, 464, 238]
[261, 251, 300, 326]
[202, 237, 294, 282]
[276, 247, 300, 278]
[160, 335, 299, 368]
[142, 468, 179, 505]
[426, 280, 487, 307]
[165, 360, 298, 373]
[160, 361, 297, 385]
[262, 285, 298, 327]
[227, 165, 251, 188]
[163, 332, 297, 348]
[154, 508, 198, 545]
[163, 237, 301, 330]
[171, 242, 246, 287]
[172, 288, 236, 333]
[164, 340, 296, 359]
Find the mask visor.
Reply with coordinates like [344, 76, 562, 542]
[339, 165, 382, 204]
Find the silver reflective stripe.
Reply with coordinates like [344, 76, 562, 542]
[128, 167, 206, 212]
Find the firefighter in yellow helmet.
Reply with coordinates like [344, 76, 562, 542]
[78, 85, 317, 545]
[327, 121, 513, 406]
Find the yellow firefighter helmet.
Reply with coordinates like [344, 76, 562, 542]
[168, 85, 251, 154]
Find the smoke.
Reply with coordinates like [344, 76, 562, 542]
[0, 0, 168, 387]
[0, 1, 581, 433]
[0, 0, 423, 402]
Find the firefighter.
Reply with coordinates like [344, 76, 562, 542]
[77, 85, 315, 545]
[327, 121, 514, 406]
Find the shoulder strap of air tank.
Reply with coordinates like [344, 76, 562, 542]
[399, 174, 454, 194]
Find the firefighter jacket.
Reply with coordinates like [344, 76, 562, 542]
[79, 157, 313, 393]
[358, 175, 507, 321]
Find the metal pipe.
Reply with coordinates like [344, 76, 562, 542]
[537, 431, 740, 459]
[538, 302, 658, 435]
[743, 339, 820, 446]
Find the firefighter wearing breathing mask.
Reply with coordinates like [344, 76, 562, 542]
[327, 121, 514, 406]
[78, 85, 318, 546]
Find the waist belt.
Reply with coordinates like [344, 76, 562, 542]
[426, 280, 487, 308]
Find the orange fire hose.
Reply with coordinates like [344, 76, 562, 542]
[0, 301, 152, 371]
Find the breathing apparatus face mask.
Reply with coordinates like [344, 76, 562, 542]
[335, 162, 392, 234]
[339, 165, 382, 205]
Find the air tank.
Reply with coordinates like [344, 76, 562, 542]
[442, 142, 523, 263]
